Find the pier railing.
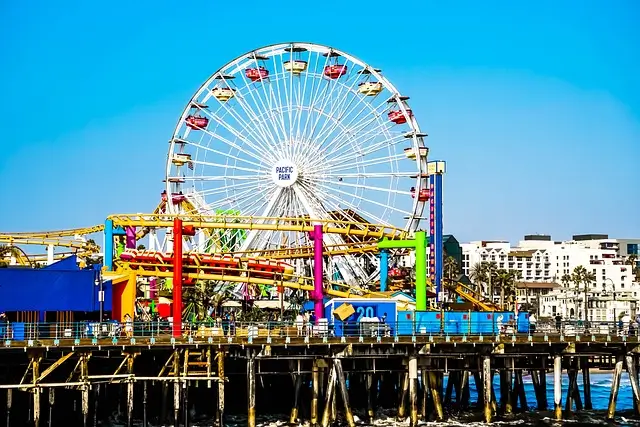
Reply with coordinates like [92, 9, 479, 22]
[0, 318, 637, 342]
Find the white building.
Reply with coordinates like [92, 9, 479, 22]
[462, 234, 640, 321]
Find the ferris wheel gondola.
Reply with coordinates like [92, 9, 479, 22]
[166, 42, 429, 288]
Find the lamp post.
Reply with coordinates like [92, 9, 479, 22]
[95, 275, 104, 321]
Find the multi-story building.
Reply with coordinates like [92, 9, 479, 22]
[462, 234, 640, 321]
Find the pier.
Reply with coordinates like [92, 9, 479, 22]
[2, 322, 640, 425]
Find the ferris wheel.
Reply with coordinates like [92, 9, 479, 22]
[165, 42, 429, 286]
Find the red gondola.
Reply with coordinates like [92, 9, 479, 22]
[324, 64, 347, 79]
[185, 115, 209, 129]
[388, 109, 413, 125]
[410, 187, 429, 202]
[245, 67, 269, 82]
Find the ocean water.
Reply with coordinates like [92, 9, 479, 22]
[102, 372, 640, 426]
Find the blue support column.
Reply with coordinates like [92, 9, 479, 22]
[104, 219, 114, 271]
[380, 250, 389, 292]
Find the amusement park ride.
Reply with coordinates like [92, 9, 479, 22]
[0, 42, 498, 334]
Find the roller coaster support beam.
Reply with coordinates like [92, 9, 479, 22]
[428, 161, 446, 303]
[126, 227, 136, 249]
[379, 250, 389, 292]
[172, 219, 184, 338]
[104, 219, 114, 271]
[172, 218, 196, 337]
[309, 224, 325, 321]
[104, 220, 127, 271]
[378, 231, 428, 311]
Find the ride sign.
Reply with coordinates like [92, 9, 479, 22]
[272, 160, 298, 187]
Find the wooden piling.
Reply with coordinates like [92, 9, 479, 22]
[321, 364, 336, 427]
[81, 353, 89, 427]
[126, 355, 134, 427]
[397, 371, 409, 420]
[627, 355, 640, 417]
[32, 355, 41, 427]
[334, 359, 356, 427]
[311, 360, 319, 427]
[482, 356, 492, 423]
[408, 356, 418, 427]
[365, 372, 374, 423]
[606, 354, 624, 420]
[48, 388, 54, 427]
[515, 370, 527, 411]
[173, 350, 181, 427]
[247, 354, 256, 427]
[142, 381, 148, 427]
[553, 355, 562, 420]
[429, 371, 444, 421]
[217, 352, 225, 427]
[421, 370, 429, 419]
[290, 371, 303, 424]
[582, 357, 592, 410]
[505, 358, 514, 414]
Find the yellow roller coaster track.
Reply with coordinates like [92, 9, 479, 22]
[107, 213, 409, 240]
[0, 225, 105, 238]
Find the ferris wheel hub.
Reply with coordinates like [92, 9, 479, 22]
[271, 159, 299, 188]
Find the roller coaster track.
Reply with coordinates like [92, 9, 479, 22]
[111, 260, 413, 306]
[0, 225, 105, 238]
[0, 236, 100, 252]
[107, 214, 408, 240]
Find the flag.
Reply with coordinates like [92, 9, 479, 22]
[188, 161, 194, 170]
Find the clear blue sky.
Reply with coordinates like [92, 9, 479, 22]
[1, 0, 638, 243]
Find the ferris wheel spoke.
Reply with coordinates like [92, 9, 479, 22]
[315, 97, 392, 160]
[195, 107, 276, 163]
[305, 72, 350, 144]
[310, 61, 364, 144]
[323, 130, 407, 169]
[317, 153, 407, 175]
[323, 130, 407, 167]
[298, 181, 387, 226]
[298, 52, 330, 143]
[187, 140, 266, 169]
[215, 75, 282, 152]
[314, 180, 410, 216]
[238, 60, 289, 148]
[239, 187, 285, 251]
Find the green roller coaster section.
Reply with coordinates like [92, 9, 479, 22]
[206, 209, 247, 252]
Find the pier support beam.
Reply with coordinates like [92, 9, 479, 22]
[142, 382, 148, 427]
[311, 360, 319, 427]
[173, 350, 181, 427]
[248, 355, 256, 427]
[79, 353, 89, 427]
[482, 356, 492, 423]
[217, 352, 225, 427]
[397, 372, 408, 420]
[32, 354, 42, 427]
[6, 389, 11, 426]
[334, 359, 356, 427]
[321, 364, 336, 427]
[290, 369, 303, 424]
[582, 357, 592, 410]
[627, 355, 640, 416]
[365, 361, 374, 423]
[553, 355, 562, 420]
[126, 354, 135, 427]
[48, 389, 54, 427]
[606, 354, 624, 420]
[408, 356, 418, 427]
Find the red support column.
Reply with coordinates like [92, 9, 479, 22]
[172, 218, 183, 338]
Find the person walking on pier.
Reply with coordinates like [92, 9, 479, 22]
[124, 314, 133, 338]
